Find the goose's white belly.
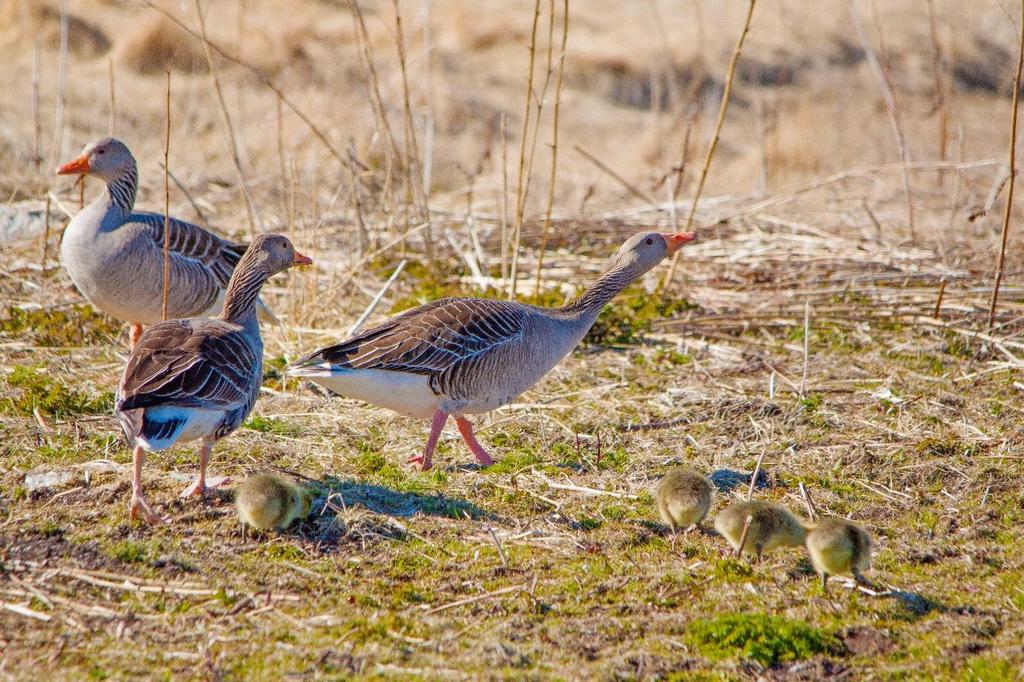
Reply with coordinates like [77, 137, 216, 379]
[137, 406, 226, 450]
[299, 367, 439, 420]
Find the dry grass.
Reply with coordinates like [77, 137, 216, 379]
[2, 0, 1024, 679]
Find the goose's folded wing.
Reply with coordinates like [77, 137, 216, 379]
[294, 297, 528, 377]
[129, 212, 248, 288]
[116, 319, 257, 412]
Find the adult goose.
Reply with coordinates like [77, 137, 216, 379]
[290, 231, 695, 470]
[115, 234, 311, 524]
[56, 137, 273, 347]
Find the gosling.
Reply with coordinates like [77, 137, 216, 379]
[805, 517, 872, 594]
[656, 468, 714, 536]
[235, 474, 313, 531]
[714, 500, 807, 560]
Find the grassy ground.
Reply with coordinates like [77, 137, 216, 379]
[3, 207, 1024, 679]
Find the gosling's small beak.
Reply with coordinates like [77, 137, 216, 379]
[56, 154, 91, 176]
[292, 251, 313, 266]
[662, 231, 696, 255]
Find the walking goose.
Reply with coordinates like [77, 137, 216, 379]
[115, 234, 311, 524]
[56, 137, 273, 347]
[290, 230, 695, 470]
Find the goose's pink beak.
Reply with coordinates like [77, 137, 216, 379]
[662, 231, 696, 255]
[56, 154, 91, 176]
[292, 251, 313, 266]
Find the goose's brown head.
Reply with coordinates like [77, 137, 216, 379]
[613, 230, 696, 273]
[247, 233, 313, 277]
[56, 138, 135, 183]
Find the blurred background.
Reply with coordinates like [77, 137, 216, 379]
[1, 0, 1020, 253]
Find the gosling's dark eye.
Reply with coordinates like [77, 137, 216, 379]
[645, 237, 653, 245]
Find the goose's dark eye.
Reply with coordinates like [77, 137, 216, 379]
[645, 237, 653, 245]
[97, 149, 106, 155]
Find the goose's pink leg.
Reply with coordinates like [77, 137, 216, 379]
[180, 437, 230, 498]
[408, 410, 448, 471]
[128, 324, 143, 349]
[129, 445, 168, 525]
[455, 417, 493, 465]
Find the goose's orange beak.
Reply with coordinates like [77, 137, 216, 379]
[292, 251, 313, 266]
[56, 154, 91, 176]
[662, 231, 696, 255]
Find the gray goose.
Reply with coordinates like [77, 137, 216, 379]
[290, 231, 695, 470]
[57, 137, 273, 348]
[115, 234, 311, 524]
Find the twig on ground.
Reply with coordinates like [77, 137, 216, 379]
[347, 259, 407, 335]
[747, 450, 766, 501]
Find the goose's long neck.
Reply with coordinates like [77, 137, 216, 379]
[220, 260, 268, 325]
[103, 161, 139, 214]
[560, 260, 637, 323]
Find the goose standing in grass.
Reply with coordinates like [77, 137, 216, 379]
[56, 137, 273, 348]
[235, 474, 314, 531]
[805, 517, 872, 593]
[115, 234, 311, 524]
[290, 231, 695, 470]
[656, 468, 714, 537]
[714, 501, 807, 560]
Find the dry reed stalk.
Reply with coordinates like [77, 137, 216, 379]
[798, 482, 818, 521]
[800, 301, 810, 397]
[988, 0, 1024, 330]
[851, 0, 915, 240]
[534, 0, 569, 293]
[194, 0, 261, 237]
[161, 67, 171, 322]
[39, 196, 51, 272]
[500, 112, 509, 282]
[509, 0, 543, 299]
[926, 0, 948, 167]
[348, 259, 407, 335]
[392, 0, 428, 220]
[664, 0, 757, 288]
[574, 145, 656, 204]
[349, 2, 401, 180]
[49, 0, 68, 173]
[107, 58, 115, 136]
[31, 41, 40, 173]
[934, 279, 946, 318]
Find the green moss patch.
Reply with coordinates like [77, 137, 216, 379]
[686, 613, 841, 667]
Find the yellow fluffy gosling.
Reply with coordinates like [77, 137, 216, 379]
[805, 517, 872, 593]
[714, 500, 807, 560]
[656, 468, 714, 534]
[235, 474, 313, 531]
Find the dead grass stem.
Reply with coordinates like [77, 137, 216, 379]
[988, 0, 1024, 329]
